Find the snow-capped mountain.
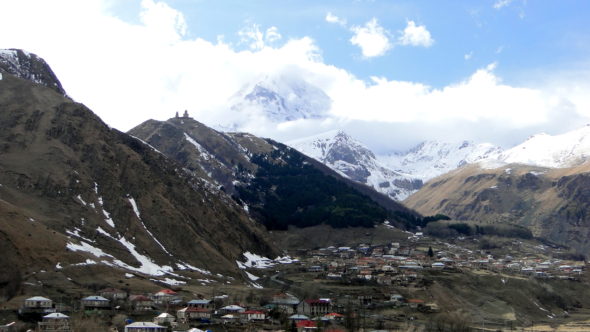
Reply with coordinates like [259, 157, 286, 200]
[495, 125, 590, 168]
[379, 140, 503, 182]
[226, 74, 331, 128]
[0, 48, 66, 95]
[288, 130, 422, 201]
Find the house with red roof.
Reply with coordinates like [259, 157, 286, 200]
[241, 310, 266, 321]
[296, 320, 317, 331]
[153, 289, 180, 304]
[407, 298, 425, 309]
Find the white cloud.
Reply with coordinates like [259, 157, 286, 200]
[238, 24, 282, 50]
[350, 18, 392, 58]
[493, 0, 513, 9]
[0, 0, 588, 152]
[464, 51, 473, 60]
[140, 0, 187, 41]
[265, 26, 282, 43]
[398, 20, 434, 47]
[325, 12, 347, 26]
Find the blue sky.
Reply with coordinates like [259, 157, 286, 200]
[109, 0, 590, 87]
[1, 0, 590, 151]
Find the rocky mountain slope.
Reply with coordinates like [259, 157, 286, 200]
[405, 161, 590, 255]
[287, 130, 422, 200]
[129, 118, 422, 231]
[0, 50, 277, 289]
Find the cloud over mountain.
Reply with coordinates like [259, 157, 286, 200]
[1, 0, 589, 153]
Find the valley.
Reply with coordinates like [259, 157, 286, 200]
[3, 47, 590, 332]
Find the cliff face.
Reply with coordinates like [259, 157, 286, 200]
[406, 162, 590, 255]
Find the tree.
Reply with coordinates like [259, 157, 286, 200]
[428, 246, 434, 258]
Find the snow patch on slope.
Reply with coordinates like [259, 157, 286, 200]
[128, 196, 172, 256]
[236, 252, 296, 269]
[184, 132, 215, 161]
[67, 238, 174, 277]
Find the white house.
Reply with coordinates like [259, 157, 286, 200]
[24, 296, 53, 309]
[153, 313, 175, 325]
[81, 295, 110, 310]
[124, 322, 166, 332]
[241, 310, 265, 321]
[38, 313, 70, 332]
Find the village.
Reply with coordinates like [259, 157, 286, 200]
[0, 226, 587, 332]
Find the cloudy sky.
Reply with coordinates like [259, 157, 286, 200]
[1, 0, 590, 152]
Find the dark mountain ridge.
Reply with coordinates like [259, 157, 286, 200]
[129, 117, 423, 231]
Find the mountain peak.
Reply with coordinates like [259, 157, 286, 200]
[229, 74, 331, 124]
[0, 48, 66, 95]
[288, 130, 422, 200]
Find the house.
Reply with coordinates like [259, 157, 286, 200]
[407, 299, 425, 309]
[38, 313, 71, 332]
[129, 295, 154, 311]
[271, 293, 300, 314]
[187, 299, 211, 309]
[241, 310, 265, 321]
[220, 305, 245, 314]
[153, 289, 180, 304]
[153, 312, 175, 325]
[296, 320, 317, 331]
[289, 314, 310, 321]
[99, 288, 127, 301]
[124, 322, 166, 332]
[21, 296, 55, 314]
[221, 314, 239, 323]
[81, 296, 110, 310]
[177, 307, 211, 323]
[390, 294, 404, 303]
[307, 265, 323, 272]
[431, 262, 445, 269]
[297, 299, 332, 316]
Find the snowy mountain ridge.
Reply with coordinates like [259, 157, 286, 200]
[380, 140, 504, 182]
[288, 131, 422, 201]
[494, 125, 590, 168]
